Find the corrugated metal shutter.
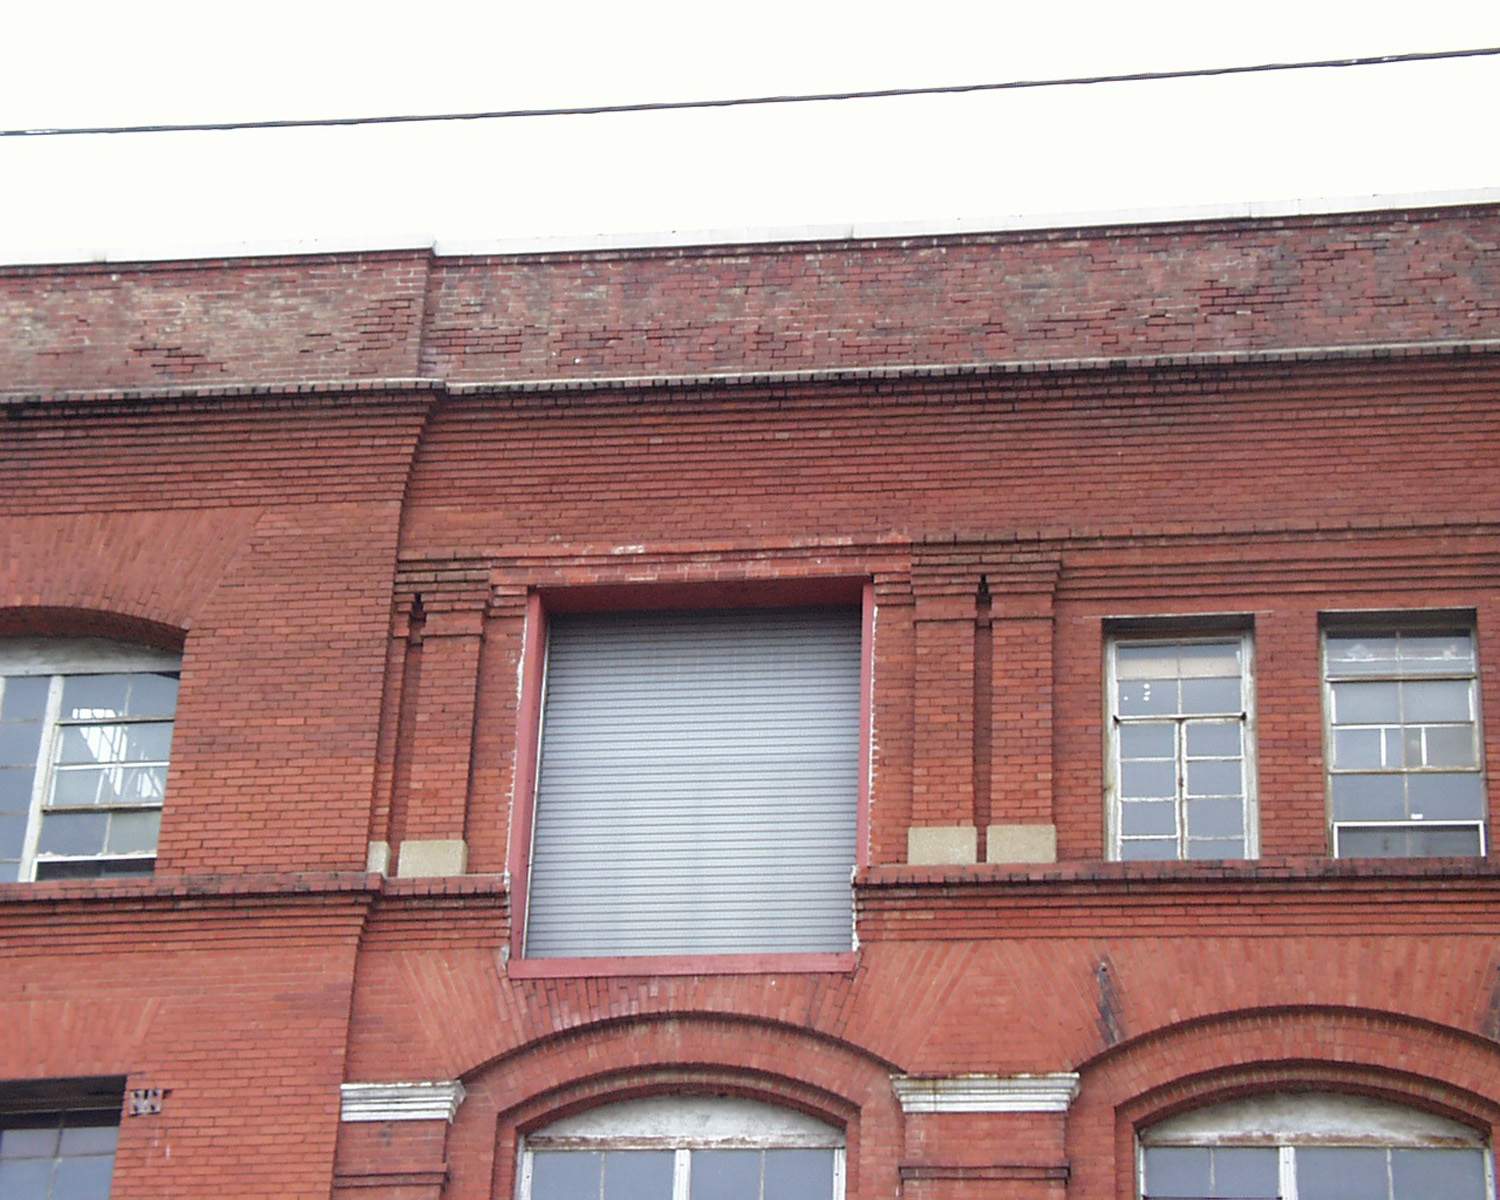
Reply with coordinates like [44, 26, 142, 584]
[525, 608, 861, 958]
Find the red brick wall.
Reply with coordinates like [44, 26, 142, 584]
[3, 208, 1500, 1200]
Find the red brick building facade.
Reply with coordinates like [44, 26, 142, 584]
[3, 202, 1500, 1199]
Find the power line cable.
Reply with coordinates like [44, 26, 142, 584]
[4, 45, 1498, 138]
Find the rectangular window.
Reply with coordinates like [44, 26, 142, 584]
[1323, 621, 1486, 858]
[0, 1078, 122, 1200]
[1107, 632, 1255, 861]
[522, 606, 863, 960]
[0, 639, 180, 883]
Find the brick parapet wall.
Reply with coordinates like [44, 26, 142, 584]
[4, 204, 1498, 393]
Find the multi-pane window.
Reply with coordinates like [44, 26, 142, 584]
[0, 639, 180, 883]
[0, 1106, 119, 1199]
[1323, 624, 1486, 858]
[521, 1096, 843, 1200]
[1108, 634, 1255, 861]
[1141, 1092, 1490, 1200]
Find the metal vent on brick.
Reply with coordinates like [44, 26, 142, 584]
[525, 608, 861, 958]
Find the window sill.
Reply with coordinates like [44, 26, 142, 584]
[506, 952, 858, 979]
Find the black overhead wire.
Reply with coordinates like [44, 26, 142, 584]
[3, 45, 1499, 139]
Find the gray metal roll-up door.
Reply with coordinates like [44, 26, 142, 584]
[525, 607, 861, 958]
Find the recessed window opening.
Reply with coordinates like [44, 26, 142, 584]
[1106, 632, 1256, 861]
[0, 639, 180, 883]
[519, 1095, 845, 1200]
[0, 1077, 124, 1200]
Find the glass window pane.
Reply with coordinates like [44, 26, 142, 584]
[0, 1125, 59, 1157]
[1121, 723, 1175, 759]
[1423, 725, 1478, 768]
[1115, 644, 1180, 679]
[106, 810, 161, 856]
[1403, 680, 1471, 723]
[1186, 796, 1243, 838]
[0, 721, 43, 768]
[1399, 634, 1474, 673]
[1186, 838, 1245, 860]
[1333, 727, 1384, 769]
[1143, 1147, 1211, 1197]
[1186, 722, 1240, 758]
[1297, 1146, 1387, 1200]
[2, 676, 49, 720]
[0, 813, 27, 860]
[59, 1125, 117, 1155]
[1407, 773, 1486, 820]
[762, 1149, 833, 1200]
[1327, 635, 1401, 671]
[1333, 681, 1400, 724]
[125, 673, 179, 717]
[61, 676, 130, 719]
[1332, 774, 1406, 821]
[0, 862, 20, 882]
[37, 810, 109, 856]
[1176, 642, 1240, 677]
[532, 1151, 601, 1200]
[1409, 826, 1484, 857]
[1122, 760, 1177, 799]
[1181, 677, 1240, 715]
[0, 1159, 52, 1193]
[603, 1151, 675, 1200]
[34, 857, 156, 881]
[1211, 1147, 1279, 1198]
[1122, 801, 1177, 837]
[1118, 679, 1179, 716]
[1391, 1148, 1485, 1199]
[53, 769, 106, 807]
[1186, 760, 1242, 797]
[0, 767, 33, 814]
[52, 1153, 115, 1200]
[691, 1150, 761, 1200]
[1120, 838, 1178, 861]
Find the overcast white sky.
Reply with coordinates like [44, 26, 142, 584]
[2, 0, 1498, 265]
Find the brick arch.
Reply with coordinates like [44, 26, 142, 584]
[0, 509, 260, 633]
[443, 1012, 903, 1200]
[1066, 1005, 1500, 1198]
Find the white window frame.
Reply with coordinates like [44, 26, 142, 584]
[1105, 630, 1259, 862]
[0, 638, 179, 883]
[516, 1097, 845, 1200]
[1320, 617, 1487, 860]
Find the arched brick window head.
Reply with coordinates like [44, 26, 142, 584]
[1139, 1092, 1491, 1199]
[519, 1095, 845, 1200]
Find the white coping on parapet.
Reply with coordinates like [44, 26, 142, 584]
[340, 1081, 467, 1122]
[891, 1073, 1082, 1114]
[8, 188, 1500, 268]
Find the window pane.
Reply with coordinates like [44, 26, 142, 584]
[58, 723, 171, 767]
[34, 857, 156, 880]
[61, 676, 130, 719]
[1211, 1147, 1279, 1198]
[691, 1150, 761, 1200]
[1176, 642, 1240, 676]
[105, 810, 161, 856]
[1422, 726, 1478, 768]
[603, 1151, 675, 1200]
[1332, 774, 1405, 821]
[0, 767, 32, 814]
[1115, 644, 1179, 679]
[1339, 827, 1413, 858]
[1143, 1146, 1210, 1197]
[1118, 679, 1179, 716]
[0, 1159, 52, 1193]
[1408, 826, 1484, 857]
[1186, 722, 1241, 758]
[1333, 727, 1384, 769]
[1120, 838, 1178, 861]
[1122, 760, 1177, 799]
[1186, 838, 1244, 860]
[1122, 801, 1177, 837]
[1327, 635, 1401, 672]
[59, 1125, 117, 1155]
[1180, 677, 1240, 714]
[1186, 760, 1241, 797]
[762, 1149, 833, 1200]
[2, 676, 49, 720]
[1297, 1146, 1388, 1200]
[1121, 723, 1175, 759]
[125, 673, 179, 718]
[1186, 797, 1243, 839]
[0, 1124, 59, 1157]
[1390, 1148, 1485, 1199]
[37, 810, 108, 856]
[54, 765, 168, 808]
[0, 721, 43, 768]
[1399, 634, 1474, 673]
[1407, 773, 1485, 820]
[1402, 680, 1471, 723]
[53, 1152, 115, 1200]
[1333, 681, 1400, 724]
[0, 813, 27, 860]
[533, 1151, 601, 1200]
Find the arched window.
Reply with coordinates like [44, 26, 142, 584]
[0, 638, 180, 882]
[520, 1096, 844, 1200]
[1140, 1092, 1491, 1199]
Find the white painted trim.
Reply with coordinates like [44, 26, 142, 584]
[891, 1073, 1081, 1113]
[10, 189, 1499, 268]
[340, 1081, 466, 1122]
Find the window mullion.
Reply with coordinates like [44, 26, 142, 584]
[671, 1147, 691, 1200]
[1280, 1145, 1297, 1200]
[1175, 718, 1188, 859]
